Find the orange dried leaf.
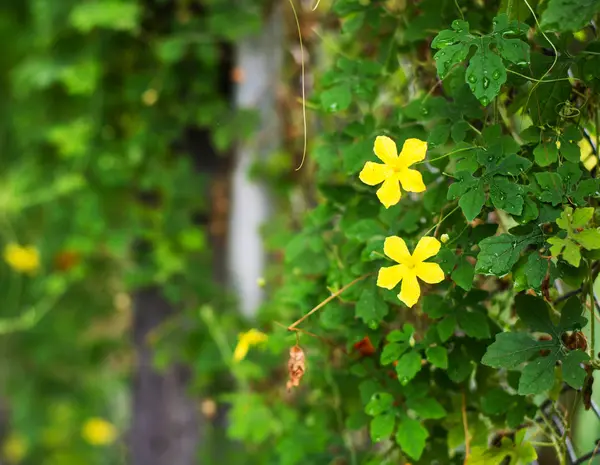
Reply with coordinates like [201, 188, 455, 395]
[286, 345, 305, 390]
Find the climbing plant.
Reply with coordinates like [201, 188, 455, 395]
[227, 0, 600, 464]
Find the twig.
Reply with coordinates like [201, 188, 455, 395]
[462, 389, 470, 464]
[287, 273, 372, 330]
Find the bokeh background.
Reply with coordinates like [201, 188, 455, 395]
[1, 1, 600, 464]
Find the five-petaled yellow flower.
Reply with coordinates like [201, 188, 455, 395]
[359, 135, 428, 208]
[377, 236, 444, 308]
[233, 329, 268, 362]
[3, 244, 40, 274]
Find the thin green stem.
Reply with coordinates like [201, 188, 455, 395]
[422, 205, 460, 238]
[506, 68, 576, 83]
[589, 261, 596, 358]
[466, 121, 482, 135]
[453, 0, 464, 20]
[415, 145, 480, 165]
[506, 0, 513, 18]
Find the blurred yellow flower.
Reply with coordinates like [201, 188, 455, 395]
[233, 329, 268, 362]
[3, 244, 40, 274]
[377, 236, 444, 308]
[81, 418, 117, 446]
[359, 136, 427, 208]
[2, 433, 27, 463]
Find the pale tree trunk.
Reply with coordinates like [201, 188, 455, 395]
[228, 3, 283, 317]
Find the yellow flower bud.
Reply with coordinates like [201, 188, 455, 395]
[440, 234, 450, 244]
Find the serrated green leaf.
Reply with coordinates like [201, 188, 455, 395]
[540, 0, 600, 32]
[496, 38, 530, 65]
[427, 123, 451, 148]
[460, 183, 486, 221]
[426, 346, 448, 369]
[381, 342, 410, 365]
[370, 412, 395, 442]
[489, 177, 524, 215]
[559, 297, 588, 332]
[320, 83, 352, 112]
[518, 350, 559, 395]
[525, 253, 547, 290]
[465, 44, 507, 106]
[574, 229, 600, 250]
[476, 232, 540, 276]
[395, 351, 422, 385]
[548, 236, 581, 267]
[436, 247, 458, 275]
[533, 142, 559, 167]
[560, 141, 581, 163]
[434, 44, 471, 78]
[481, 332, 546, 369]
[448, 346, 473, 382]
[396, 417, 429, 460]
[451, 120, 470, 142]
[457, 308, 490, 339]
[515, 294, 557, 335]
[365, 392, 394, 416]
[407, 397, 447, 419]
[562, 350, 589, 388]
[437, 315, 457, 342]
[494, 153, 532, 176]
[535, 172, 564, 206]
[422, 294, 450, 318]
[356, 286, 389, 325]
[451, 256, 475, 291]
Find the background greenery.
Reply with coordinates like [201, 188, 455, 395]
[1, 0, 600, 464]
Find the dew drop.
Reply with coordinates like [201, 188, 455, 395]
[483, 77, 490, 89]
[481, 97, 489, 106]
[492, 70, 501, 80]
[468, 75, 477, 83]
[421, 107, 429, 115]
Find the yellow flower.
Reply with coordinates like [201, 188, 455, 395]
[233, 329, 268, 362]
[377, 236, 444, 308]
[359, 135, 427, 208]
[3, 244, 40, 274]
[81, 418, 117, 446]
[2, 433, 27, 463]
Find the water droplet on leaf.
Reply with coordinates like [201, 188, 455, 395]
[480, 97, 489, 106]
[492, 70, 501, 80]
[468, 75, 476, 83]
[483, 77, 490, 89]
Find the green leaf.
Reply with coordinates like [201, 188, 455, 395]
[560, 297, 588, 332]
[395, 417, 429, 461]
[548, 237, 581, 267]
[381, 342, 409, 365]
[562, 350, 589, 388]
[451, 256, 475, 291]
[560, 141, 582, 163]
[525, 253, 547, 290]
[370, 413, 395, 442]
[465, 43, 507, 106]
[518, 350, 560, 395]
[533, 142, 559, 167]
[426, 346, 448, 369]
[345, 219, 385, 241]
[436, 248, 458, 275]
[387, 324, 415, 342]
[481, 332, 544, 369]
[535, 172, 564, 206]
[457, 309, 490, 339]
[447, 172, 486, 221]
[356, 286, 389, 325]
[365, 392, 394, 416]
[494, 154, 532, 176]
[489, 177, 524, 215]
[451, 120, 470, 142]
[427, 123, 451, 148]
[437, 315, 457, 342]
[515, 294, 556, 335]
[475, 232, 540, 276]
[448, 346, 473, 382]
[574, 229, 600, 250]
[320, 83, 352, 112]
[344, 139, 372, 174]
[571, 207, 595, 229]
[407, 397, 447, 419]
[422, 295, 450, 318]
[481, 388, 513, 415]
[69, 2, 141, 32]
[395, 351, 422, 385]
[431, 20, 472, 78]
[541, 0, 600, 32]
[496, 37, 530, 65]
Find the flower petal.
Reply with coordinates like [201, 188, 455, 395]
[374, 135, 398, 165]
[233, 341, 250, 362]
[415, 262, 445, 284]
[399, 269, 420, 308]
[376, 177, 401, 208]
[398, 138, 427, 167]
[359, 161, 391, 186]
[384, 236, 412, 264]
[398, 168, 426, 192]
[412, 236, 441, 263]
[377, 264, 405, 289]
